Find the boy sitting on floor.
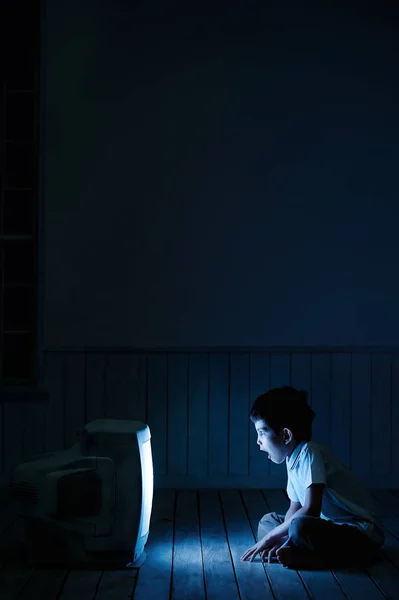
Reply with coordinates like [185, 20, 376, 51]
[241, 386, 385, 569]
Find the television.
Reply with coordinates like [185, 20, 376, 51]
[10, 419, 154, 568]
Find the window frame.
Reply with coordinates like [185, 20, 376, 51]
[0, 0, 45, 396]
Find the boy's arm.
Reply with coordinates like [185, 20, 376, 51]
[266, 484, 325, 544]
[284, 500, 302, 522]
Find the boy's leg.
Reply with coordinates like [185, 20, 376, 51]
[257, 512, 285, 541]
[281, 516, 381, 569]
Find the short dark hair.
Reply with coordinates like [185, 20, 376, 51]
[250, 386, 315, 442]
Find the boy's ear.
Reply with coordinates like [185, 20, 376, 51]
[282, 428, 293, 444]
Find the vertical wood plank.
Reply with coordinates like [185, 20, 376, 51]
[43, 351, 65, 452]
[3, 404, 25, 482]
[64, 352, 86, 449]
[269, 353, 291, 390]
[0, 402, 3, 476]
[330, 353, 351, 467]
[310, 353, 331, 446]
[290, 353, 311, 402]
[85, 352, 107, 424]
[262, 488, 289, 515]
[147, 353, 167, 476]
[188, 353, 209, 478]
[138, 354, 148, 425]
[21, 401, 46, 460]
[3, 398, 46, 480]
[249, 352, 270, 478]
[269, 353, 291, 481]
[167, 353, 188, 476]
[229, 353, 250, 476]
[351, 353, 372, 479]
[130, 352, 144, 426]
[371, 353, 392, 475]
[392, 353, 399, 476]
[104, 353, 140, 420]
[208, 353, 229, 476]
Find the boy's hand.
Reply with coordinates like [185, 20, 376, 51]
[240, 534, 286, 562]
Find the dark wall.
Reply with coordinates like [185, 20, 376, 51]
[42, 0, 399, 347]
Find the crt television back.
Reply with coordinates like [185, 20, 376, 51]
[11, 419, 154, 567]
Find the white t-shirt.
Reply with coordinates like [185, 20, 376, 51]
[286, 440, 385, 546]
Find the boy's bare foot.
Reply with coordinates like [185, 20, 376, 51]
[276, 545, 296, 568]
[276, 546, 326, 570]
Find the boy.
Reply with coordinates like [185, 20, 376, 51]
[240, 386, 385, 569]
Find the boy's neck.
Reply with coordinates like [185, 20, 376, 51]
[286, 439, 301, 460]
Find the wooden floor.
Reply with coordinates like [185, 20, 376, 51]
[1, 488, 399, 599]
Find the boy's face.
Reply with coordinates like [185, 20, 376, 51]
[254, 419, 294, 464]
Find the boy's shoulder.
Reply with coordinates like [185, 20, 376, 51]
[298, 440, 324, 456]
[293, 441, 326, 467]
[304, 440, 322, 452]
[288, 441, 332, 472]
[297, 440, 343, 470]
[288, 441, 319, 471]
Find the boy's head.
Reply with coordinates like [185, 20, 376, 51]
[250, 386, 315, 464]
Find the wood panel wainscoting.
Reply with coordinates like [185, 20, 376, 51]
[0, 347, 398, 489]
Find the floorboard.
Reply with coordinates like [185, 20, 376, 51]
[0, 562, 35, 600]
[58, 570, 103, 600]
[0, 489, 399, 600]
[14, 567, 69, 600]
[172, 490, 205, 599]
[94, 570, 137, 600]
[199, 489, 240, 600]
[219, 489, 274, 599]
[134, 488, 174, 600]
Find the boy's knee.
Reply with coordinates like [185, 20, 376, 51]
[257, 512, 281, 540]
[259, 511, 279, 526]
[289, 515, 318, 541]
